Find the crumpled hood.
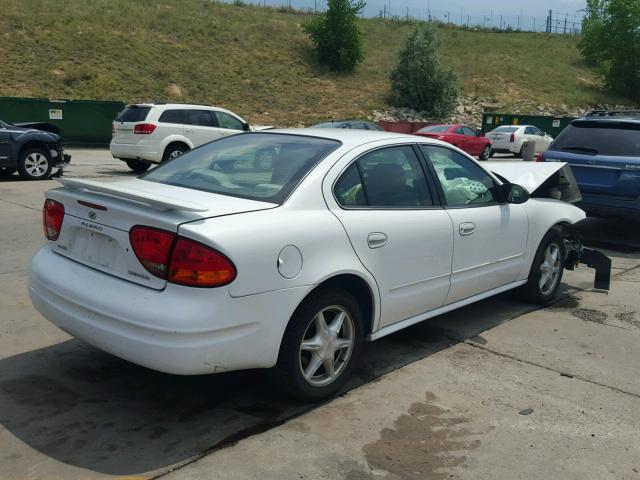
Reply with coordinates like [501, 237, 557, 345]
[485, 161, 582, 203]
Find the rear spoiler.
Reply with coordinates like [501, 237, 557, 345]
[56, 178, 208, 212]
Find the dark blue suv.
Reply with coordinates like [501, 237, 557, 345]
[542, 111, 640, 219]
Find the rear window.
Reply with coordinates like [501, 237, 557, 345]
[418, 125, 451, 133]
[491, 126, 519, 133]
[142, 133, 340, 204]
[550, 121, 640, 156]
[116, 106, 151, 122]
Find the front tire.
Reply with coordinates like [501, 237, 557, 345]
[270, 288, 364, 401]
[479, 144, 491, 161]
[18, 148, 52, 180]
[125, 159, 151, 173]
[520, 228, 565, 304]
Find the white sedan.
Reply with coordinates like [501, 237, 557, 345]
[30, 129, 587, 400]
[487, 125, 553, 156]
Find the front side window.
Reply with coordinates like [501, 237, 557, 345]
[421, 145, 497, 207]
[215, 112, 244, 130]
[143, 133, 340, 204]
[335, 146, 433, 208]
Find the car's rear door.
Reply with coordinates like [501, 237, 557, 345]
[420, 145, 528, 305]
[546, 121, 640, 199]
[327, 144, 453, 329]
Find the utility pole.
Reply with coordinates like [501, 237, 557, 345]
[500, 14, 503, 30]
[564, 13, 568, 34]
[383, 3, 386, 19]
[533, 17, 536, 32]
[460, 7, 463, 26]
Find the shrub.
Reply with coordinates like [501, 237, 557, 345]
[579, 0, 640, 100]
[303, 0, 365, 73]
[389, 24, 458, 117]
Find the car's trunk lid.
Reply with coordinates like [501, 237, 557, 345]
[112, 105, 152, 144]
[46, 178, 276, 290]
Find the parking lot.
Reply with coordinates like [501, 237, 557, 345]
[1, 149, 639, 479]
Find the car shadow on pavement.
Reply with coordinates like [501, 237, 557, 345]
[0, 289, 567, 477]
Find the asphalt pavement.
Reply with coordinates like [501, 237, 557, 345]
[0, 149, 638, 479]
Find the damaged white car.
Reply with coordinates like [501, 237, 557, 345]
[28, 130, 609, 400]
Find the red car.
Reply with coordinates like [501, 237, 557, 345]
[414, 124, 492, 160]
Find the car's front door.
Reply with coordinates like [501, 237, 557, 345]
[327, 144, 454, 329]
[420, 145, 529, 305]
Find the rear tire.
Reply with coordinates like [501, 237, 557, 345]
[270, 288, 364, 401]
[520, 228, 565, 305]
[162, 144, 188, 163]
[18, 148, 52, 180]
[125, 159, 151, 173]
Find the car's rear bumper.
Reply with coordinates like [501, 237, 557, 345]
[578, 192, 640, 219]
[491, 144, 521, 154]
[28, 247, 307, 375]
[109, 141, 162, 163]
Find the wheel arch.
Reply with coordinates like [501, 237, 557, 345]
[160, 135, 193, 151]
[18, 140, 50, 160]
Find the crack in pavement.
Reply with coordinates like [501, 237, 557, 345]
[0, 197, 41, 212]
[460, 340, 640, 400]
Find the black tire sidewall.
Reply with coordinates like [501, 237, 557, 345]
[162, 144, 187, 163]
[18, 148, 52, 180]
[480, 145, 491, 161]
[271, 288, 364, 401]
[524, 229, 565, 304]
[125, 159, 151, 173]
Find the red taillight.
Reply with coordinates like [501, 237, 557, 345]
[43, 199, 65, 241]
[510, 133, 515, 143]
[129, 226, 236, 287]
[168, 237, 236, 288]
[129, 226, 176, 278]
[133, 123, 156, 135]
[535, 153, 544, 162]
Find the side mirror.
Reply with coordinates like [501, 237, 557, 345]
[476, 128, 483, 137]
[498, 183, 529, 204]
[243, 122, 251, 132]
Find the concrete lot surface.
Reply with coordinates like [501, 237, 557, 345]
[0, 149, 638, 479]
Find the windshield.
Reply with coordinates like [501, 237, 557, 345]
[549, 121, 640, 157]
[491, 126, 519, 133]
[418, 125, 451, 133]
[143, 133, 341, 204]
[312, 122, 344, 128]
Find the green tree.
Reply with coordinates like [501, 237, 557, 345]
[389, 24, 458, 117]
[303, 0, 366, 73]
[579, 0, 640, 100]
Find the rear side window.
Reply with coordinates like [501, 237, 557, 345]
[116, 106, 151, 122]
[550, 122, 640, 156]
[215, 112, 244, 130]
[334, 146, 434, 208]
[158, 109, 186, 124]
[185, 110, 217, 127]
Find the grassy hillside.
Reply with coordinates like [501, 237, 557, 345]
[0, 0, 630, 125]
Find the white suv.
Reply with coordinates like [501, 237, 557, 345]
[110, 103, 252, 172]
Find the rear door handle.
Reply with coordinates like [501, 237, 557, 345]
[367, 232, 387, 249]
[459, 222, 476, 236]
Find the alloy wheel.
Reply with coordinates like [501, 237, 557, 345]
[539, 243, 561, 295]
[299, 305, 355, 388]
[24, 152, 49, 177]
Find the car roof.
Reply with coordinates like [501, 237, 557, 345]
[129, 103, 231, 112]
[269, 128, 431, 148]
[574, 117, 640, 125]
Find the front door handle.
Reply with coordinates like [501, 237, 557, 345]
[459, 222, 476, 236]
[367, 232, 388, 249]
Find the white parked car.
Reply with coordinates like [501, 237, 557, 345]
[110, 103, 254, 173]
[486, 125, 553, 157]
[31, 130, 594, 400]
